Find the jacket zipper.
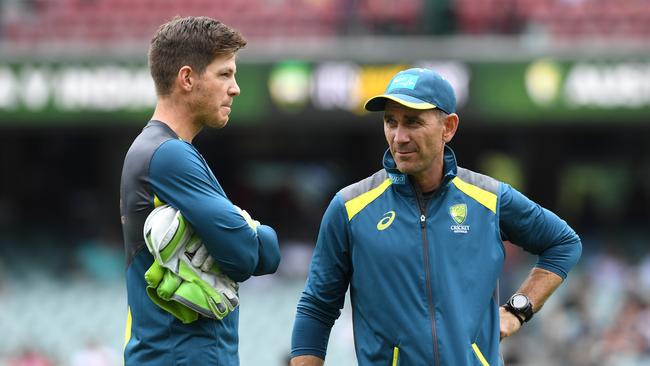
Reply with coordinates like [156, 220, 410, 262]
[414, 187, 440, 366]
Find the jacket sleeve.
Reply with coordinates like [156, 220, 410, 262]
[499, 183, 582, 279]
[149, 139, 280, 282]
[291, 194, 352, 359]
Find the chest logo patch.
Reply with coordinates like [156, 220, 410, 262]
[377, 211, 396, 231]
[449, 204, 470, 233]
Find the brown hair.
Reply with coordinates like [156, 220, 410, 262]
[148, 16, 247, 96]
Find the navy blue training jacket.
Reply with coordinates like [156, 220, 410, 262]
[120, 120, 281, 365]
[292, 146, 581, 366]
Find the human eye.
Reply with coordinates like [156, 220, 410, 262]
[406, 117, 424, 128]
[219, 69, 234, 78]
[384, 116, 397, 127]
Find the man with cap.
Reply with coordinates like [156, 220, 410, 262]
[289, 68, 582, 366]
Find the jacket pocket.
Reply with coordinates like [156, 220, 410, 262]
[471, 343, 489, 366]
[391, 346, 399, 366]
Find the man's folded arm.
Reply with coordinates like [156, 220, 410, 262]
[253, 225, 281, 276]
[150, 140, 280, 282]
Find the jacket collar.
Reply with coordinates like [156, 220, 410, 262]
[146, 120, 181, 139]
[383, 145, 458, 195]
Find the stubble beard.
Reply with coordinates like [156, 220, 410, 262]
[192, 99, 228, 129]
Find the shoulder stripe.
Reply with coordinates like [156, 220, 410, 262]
[340, 169, 388, 201]
[344, 178, 392, 221]
[452, 177, 497, 213]
[456, 167, 500, 194]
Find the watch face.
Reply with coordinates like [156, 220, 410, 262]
[511, 294, 529, 308]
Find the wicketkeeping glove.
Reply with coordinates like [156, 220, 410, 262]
[143, 204, 239, 324]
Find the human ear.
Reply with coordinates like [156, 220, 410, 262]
[442, 113, 459, 143]
[177, 66, 194, 92]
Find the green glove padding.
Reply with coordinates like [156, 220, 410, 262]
[144, 261, 198, 323]
[143, 205, 240, 323]
[144, 260, 231, 323]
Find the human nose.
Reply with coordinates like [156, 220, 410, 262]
[392, 124, 410, 144]
[229, 79, 240, 96]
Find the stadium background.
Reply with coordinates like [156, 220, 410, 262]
[1, 0, 649, 365]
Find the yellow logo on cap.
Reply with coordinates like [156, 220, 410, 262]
[377, 211, 396, 231]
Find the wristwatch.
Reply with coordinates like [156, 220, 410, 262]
[503, 293, 534, 325]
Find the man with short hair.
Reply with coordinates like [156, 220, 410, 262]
[290, 68, 581, 365]
[120, 16, 281, 365]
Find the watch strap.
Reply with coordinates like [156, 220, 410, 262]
[503, 303, 525, 326]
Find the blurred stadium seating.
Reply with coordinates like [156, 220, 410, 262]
[1, 237, 649, 365]
[454, 0, 650, 37]
[1, 0, 649, 365]
[3, 0, 650, 45]
[2, 0, 340, 44]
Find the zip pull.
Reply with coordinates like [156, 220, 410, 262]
[420, 214, 426, 228]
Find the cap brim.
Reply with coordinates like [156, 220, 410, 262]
[364, 94, 436, 112]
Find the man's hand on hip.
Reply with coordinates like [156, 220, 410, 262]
[499, 306, 523, 341]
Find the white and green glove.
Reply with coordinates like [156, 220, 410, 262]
[142, 204, 239, 324]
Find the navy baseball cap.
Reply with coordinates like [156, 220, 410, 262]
[364, 68, 456, 114]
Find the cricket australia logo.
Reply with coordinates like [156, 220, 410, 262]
[449, 203, 470, 234]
